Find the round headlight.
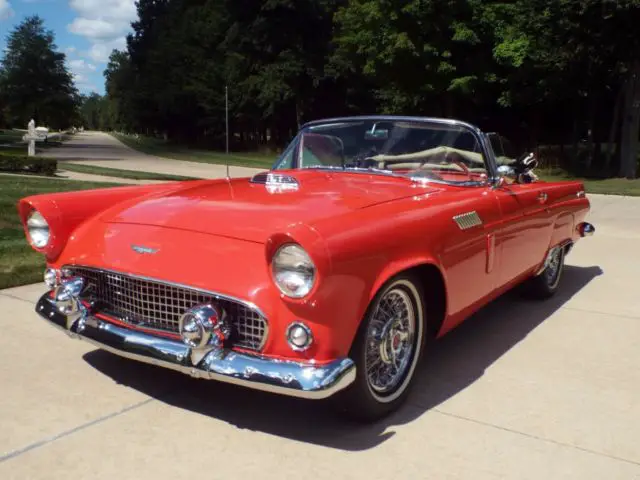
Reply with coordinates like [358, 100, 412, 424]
[271, 244, 316, 298]
[26, 210, 50, 248]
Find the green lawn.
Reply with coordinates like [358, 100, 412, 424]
[111, 132, 276, 169]
[0, 176, 120, 289]
[0, 129, 24, 144]
[538, 169, 640, 196]
[59, 162, 199, 181]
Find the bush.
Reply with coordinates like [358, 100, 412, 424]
[0, 154, 57, 176]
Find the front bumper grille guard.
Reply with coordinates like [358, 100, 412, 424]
[36, 289, 356, 400]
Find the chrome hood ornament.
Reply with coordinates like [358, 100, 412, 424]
[250, 172, 299, 193]
[131, 244, 159, 254]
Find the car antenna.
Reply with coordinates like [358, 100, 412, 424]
[225, 84, 230, 181]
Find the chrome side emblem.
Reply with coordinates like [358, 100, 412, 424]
[131, 244, 159, 254]
[453, 211, 482, 230]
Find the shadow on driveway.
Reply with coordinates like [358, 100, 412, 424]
[82, 264, 603, 451]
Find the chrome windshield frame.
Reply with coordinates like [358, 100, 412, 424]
[270, 115, 500, 187]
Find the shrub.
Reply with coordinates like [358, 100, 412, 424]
[0, 154, 57, 176]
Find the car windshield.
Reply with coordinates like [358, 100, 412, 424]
[273, 119, 490, 185]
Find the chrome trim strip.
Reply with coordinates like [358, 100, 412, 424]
[61, 264, 268, 321]
[36, 294, 356, 400]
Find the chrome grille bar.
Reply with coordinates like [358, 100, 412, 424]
[64, 266, 267, 351]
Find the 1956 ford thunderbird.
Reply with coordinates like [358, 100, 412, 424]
[19, 116, 594, 421]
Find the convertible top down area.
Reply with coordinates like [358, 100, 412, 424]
[19, 116, 594, 421]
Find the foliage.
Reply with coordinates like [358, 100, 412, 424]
[0, 154, 57, 176]
[0, 16, 80, 130]
[96, 0, 640, 177]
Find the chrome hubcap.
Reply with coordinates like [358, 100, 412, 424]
[365, 288, 416, 394]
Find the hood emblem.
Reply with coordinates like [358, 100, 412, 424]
[131, 244, 159, 255]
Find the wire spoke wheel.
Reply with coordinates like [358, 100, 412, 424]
[365, 287, 416, 396]
[544, 247, 563, 288]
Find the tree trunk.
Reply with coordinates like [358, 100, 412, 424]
[604, 84, 625, 174]
[619, 61, 640, 179]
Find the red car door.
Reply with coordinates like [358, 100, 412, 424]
[493, 182, 555, 288]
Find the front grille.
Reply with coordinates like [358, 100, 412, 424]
[65, 266, 267, 351]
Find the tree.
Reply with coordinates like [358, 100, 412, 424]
[104, 49, 137, 132]
[331, 0, 484, 116]
[79, 92, 111, 130]
[0, 16, 79, 129]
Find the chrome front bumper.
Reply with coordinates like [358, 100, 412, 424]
[35, 293, 356, 400]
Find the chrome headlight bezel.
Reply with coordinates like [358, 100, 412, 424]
[271, 243, 316, 299]
[26, 210, 50, 248]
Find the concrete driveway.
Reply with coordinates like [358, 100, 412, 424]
[1, 194, 639, 479]
[42, 131, 265, 179]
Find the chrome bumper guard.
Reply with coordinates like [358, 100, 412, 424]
[35, 293, 356, 400]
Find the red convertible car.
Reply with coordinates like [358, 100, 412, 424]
[19, 116, 594, 421]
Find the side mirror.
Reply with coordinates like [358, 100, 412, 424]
[516, 152, 538, 173]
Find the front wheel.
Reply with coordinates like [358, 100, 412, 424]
[335, 273, 426, 422]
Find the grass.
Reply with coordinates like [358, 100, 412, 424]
[0, 176, 120, 289]
[111, 132, 276, 169]
[538, 168, 640, 196]
[0, 129, 24, 144]
[59, 162, 199, 181]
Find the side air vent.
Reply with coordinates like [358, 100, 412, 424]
[250, 172, 299, 192]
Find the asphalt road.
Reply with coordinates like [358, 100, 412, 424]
[1, 195, 639, 478]
[42, 131, 265, 179]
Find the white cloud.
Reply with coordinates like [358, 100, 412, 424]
[69, 59, 97, 72]
[86, 36, 126, 62]
[67, 0, 135, 63]
[0, 0, 14, 21]
[69, 0, 136, 23]
[68, 18, 124, 40]
[73, 72, 88, 83]
[68, 58, 101, 92]
[65, 46, 77, 55]
[76, 82, 99, 93]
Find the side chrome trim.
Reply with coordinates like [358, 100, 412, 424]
[453, 211, 483, 230]
[61, 264, 268, 321]
[36, 293, 356, 400]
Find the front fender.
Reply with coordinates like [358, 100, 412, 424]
[17, 181, 204, 261]
[369, 256, 444, 302]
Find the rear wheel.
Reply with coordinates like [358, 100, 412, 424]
[335, 273, 426, 422]
[524, 246, 565, 299]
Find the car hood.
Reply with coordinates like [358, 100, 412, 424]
[100, 171, 436, 243]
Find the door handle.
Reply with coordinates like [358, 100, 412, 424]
[537, 192, 548, 204]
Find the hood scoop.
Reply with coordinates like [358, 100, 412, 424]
[250, 172, 299, 193]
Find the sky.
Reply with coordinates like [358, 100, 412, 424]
[0, 0, 136, 94]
